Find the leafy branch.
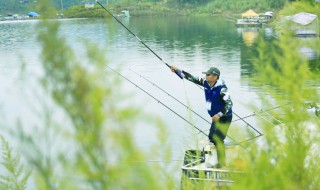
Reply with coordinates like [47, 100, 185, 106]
[0, 135, 31, 190]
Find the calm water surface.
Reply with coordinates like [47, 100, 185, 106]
[0, 17, 282, 173]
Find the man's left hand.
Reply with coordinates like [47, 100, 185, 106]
[212, 114, 220, 122]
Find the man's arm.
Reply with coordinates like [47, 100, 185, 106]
[182, 70, 204, 86]
[171, 66, 204, 86]
[218, 87, 233, 117]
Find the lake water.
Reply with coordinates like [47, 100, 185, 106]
[0, 16, 317, 183]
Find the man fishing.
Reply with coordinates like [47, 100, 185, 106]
[171, 66, 233, 168]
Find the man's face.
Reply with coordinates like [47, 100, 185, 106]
[205, 74, 218, 83]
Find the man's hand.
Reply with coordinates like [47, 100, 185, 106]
[212, 114, 220, 122]
[170, 66, 177, 72]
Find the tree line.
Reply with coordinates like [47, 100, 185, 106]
[0, 0, 300, 15]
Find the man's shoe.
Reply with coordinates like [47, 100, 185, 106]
[206, 163, 227, 169]
[215, 163, 227, 169]
[206, 163, 214, 168]
[214, 163, 222, 168]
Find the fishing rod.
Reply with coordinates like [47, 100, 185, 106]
[233, 112, 262, 135]
[231, 105, 289, 145]
[117, 66, 263, 147]
[96, 0, 182, 79]
[237, 134, 263, 145]
[106, 65, 208, 137]
[232, 104, 288, 122]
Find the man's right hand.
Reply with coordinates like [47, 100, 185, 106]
[170, 66, 184, 79]
[170, 66, 177, 72]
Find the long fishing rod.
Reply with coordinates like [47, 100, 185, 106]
[106, 65, 208, 137]
[97, 0, 263, 144]
[96, 0, 182, 79]
[115, 66, 262, 147]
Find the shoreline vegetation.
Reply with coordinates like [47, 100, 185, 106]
[1, 0, 286, 20]
[64, 1, 320, 20]
[60, 2, 279, 19]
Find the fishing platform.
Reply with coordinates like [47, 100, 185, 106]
[181, 140, 243, 189]
[235, 19, 262, 27]
[235, 9, 273, 28]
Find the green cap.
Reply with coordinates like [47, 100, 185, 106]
[202, 67, 220, 76]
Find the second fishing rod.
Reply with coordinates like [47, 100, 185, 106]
[129, 68, 263, 145]
[96, 1, 182, 79]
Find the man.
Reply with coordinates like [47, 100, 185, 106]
[171, 66, 233, 168]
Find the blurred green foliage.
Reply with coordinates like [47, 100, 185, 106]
[233, 2, 320, 190]
[1, 0, 319, 189]
[27, 5, 175, 190]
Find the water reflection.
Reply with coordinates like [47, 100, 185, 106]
[264, 26, 275, 39]
[297, 36, 320, 60]
[237, 27, 260, 78]
[237, 24, 319, 79]
[237, 27, 260, 47]
[0, 20, 39, 51]
[130, 16, 239, 52]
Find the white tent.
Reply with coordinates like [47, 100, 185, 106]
[286, 12, 318, 26]
[264, 11, 273, 17]
[285, 12, 319, 36]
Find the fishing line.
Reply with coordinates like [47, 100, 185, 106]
[129, 68, 211, 124]
[96, 0, 182, 79]
[106, 65, 208, 137]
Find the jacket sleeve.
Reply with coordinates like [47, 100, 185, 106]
[218, 87, 233, 116]
[176, 69, 204, 86]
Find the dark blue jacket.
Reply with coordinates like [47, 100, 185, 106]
[177, 69, 233, 117]
[203, 80, 232, 117]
